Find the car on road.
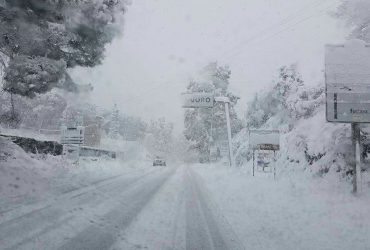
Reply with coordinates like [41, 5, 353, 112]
[153, 157, 166, 166]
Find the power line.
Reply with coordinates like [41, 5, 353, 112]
[220, 0, 336, 60]
[220, 0, 338, 62]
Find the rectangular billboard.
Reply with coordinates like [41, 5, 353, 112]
[249, 130, 280, 151]
[326, 41, 370, 123]
[182, 92, 214, 108]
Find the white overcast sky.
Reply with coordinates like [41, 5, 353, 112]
[70, 0, 347, 132]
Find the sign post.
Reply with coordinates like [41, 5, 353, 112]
[182, 93, 235, 167]
[325, 39, 370, 194]
[249, 130, 280, 179]
[352, 123, 361, 193]
[215, 97, 235, 167]
[60, 125, 84, 164]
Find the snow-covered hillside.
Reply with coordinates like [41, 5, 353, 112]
[234, 65, 370, 190]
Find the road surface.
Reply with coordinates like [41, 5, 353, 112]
[0, 164, 244, 250]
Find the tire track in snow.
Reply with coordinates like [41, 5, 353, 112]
[0, 167, 168, 250]
[185, 166, 245, 250]
[56, 167, 176, 250]
[0, 168, 158, 226]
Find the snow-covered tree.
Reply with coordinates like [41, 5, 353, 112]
[235, 64, 326, 167]
[119, 115, 147, 141]
[184, 62, 242, 162]
[245, 65, 322, 130]
[4, 56, 66, 98]
[0, 0, 127, 97]
[0, 89, 68, 129]
[22, 91, 67, 130]
[146, 117, 174, 156]
[336, 0, 370, 42]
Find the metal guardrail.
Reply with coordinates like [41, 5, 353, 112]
[79, 146, 117, 159]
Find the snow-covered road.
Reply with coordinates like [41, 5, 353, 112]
[0, 164, 244, 250]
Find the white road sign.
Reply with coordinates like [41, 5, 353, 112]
[326, 40, 370, 123]
[182, 92, 214, 108]
[61, 126, 85, 145]
[249, 130, 280, 151]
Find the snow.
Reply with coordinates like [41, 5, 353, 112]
[193, 163, 370, 250]
[111, 166, 186, 250]
[0, 136, 151, 213]
[101, 137, 150, 161]
[1, 132, 370, 250]
[0, 126, 60, 142]
[1, 117, 370, 249]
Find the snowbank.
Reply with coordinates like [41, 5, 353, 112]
[0, 136, 151, 212]
[0, 136, 68, 209]
[193, 163, 370, 250]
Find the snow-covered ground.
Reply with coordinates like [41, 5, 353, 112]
[2, 135, 370, 250]
[193, 163, 370, 250]
[0, 127, 60, 142]
[0, 136, 151, 213]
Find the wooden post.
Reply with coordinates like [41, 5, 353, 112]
[252, 150, 255, 176]
[352, 123, 361, 194]
[273, 150, 276, 180]
[224, 102, 234, 167]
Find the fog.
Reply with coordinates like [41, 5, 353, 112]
[70, 0, 346, 133]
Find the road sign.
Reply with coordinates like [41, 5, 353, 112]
[249, 130, 280, 151]
[181, 93, 234, 167]
[258, 144, 280, 151]
[326, 40, 370, 123]
[182, 92, 214, 108]
[61, 126, 84, 145]
[249, 130, 280, 178]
